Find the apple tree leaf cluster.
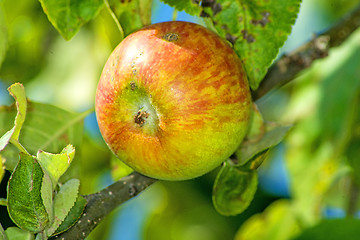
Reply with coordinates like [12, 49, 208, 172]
[0, 84, 88, 239]
[0, 99, 84, 172]
[162, 0, 301, 90]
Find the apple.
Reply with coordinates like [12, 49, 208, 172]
[95, 21, 252, 180]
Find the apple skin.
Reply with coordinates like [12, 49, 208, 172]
[95, 21, 252, 180]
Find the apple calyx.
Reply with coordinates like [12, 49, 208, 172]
[124, 81, 160, 135]
[134, 109, 149, 127]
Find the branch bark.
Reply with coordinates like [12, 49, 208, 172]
[252, 4, 360, 100]
[52, 4, 360, 240]
[52, 173, 156, 240]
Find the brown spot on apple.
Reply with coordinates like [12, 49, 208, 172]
[130, 82, 136, 90]
[162, 33, 179, 42]
[134, 110, 150, 127]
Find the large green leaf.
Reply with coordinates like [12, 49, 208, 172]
[318, 47, 360, 146]
[38, 0, 104, 40]
[7, 153, 51, 233]
[212, 160, 258, 216]
[174, 0, 301, 90]
[0, 102, 85, 171]
[293, 219, 360, 240]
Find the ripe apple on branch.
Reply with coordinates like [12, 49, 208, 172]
[95, 21, 252, 180]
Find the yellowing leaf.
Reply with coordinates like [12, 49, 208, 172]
[37, 144, 75, 187]
[235, 200, 300, 240]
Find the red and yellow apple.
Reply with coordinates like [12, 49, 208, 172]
[95, 21, 252, 180]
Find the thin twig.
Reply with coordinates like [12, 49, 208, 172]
[104, 0, 125, 40]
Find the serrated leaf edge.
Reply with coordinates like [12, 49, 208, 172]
[45, 179, 80, 237]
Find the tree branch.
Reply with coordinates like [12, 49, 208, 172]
[252, 4, 360, 100]
[52, 173, 156, 240]
[51, 4, 360, 240]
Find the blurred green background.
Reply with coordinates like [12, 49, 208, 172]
[1, 0, 360, 239]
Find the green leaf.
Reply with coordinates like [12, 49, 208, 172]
[236, 123, 292, 166]
[52, 195, 87, 236]
[41, 169, 54, 229]
[293, 219, 360, 240]
[201, 0, 301, 90]
[244, 104, 266, 143]
[7, 153, 50, 233]
[0, 5, 8, 69]
[0, 155, 5, 183]
[0, 83, 27, 152]
[111, 153, 133, 181]
[212, 160, 258, 216]
[38, 0, 104, 40]
[46, 179, 80, 237]
[161, 0, 202, 16]
[235, 200, 300, 240]
[0, 223, 7, 240]
[0, 102, 85, 171]
[318, 49, 360, 144]
[37, 144, 75, 187]
[345, 91, 360, 185]
[0, 131, 13, 153]
[5, 227, 33, 240]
